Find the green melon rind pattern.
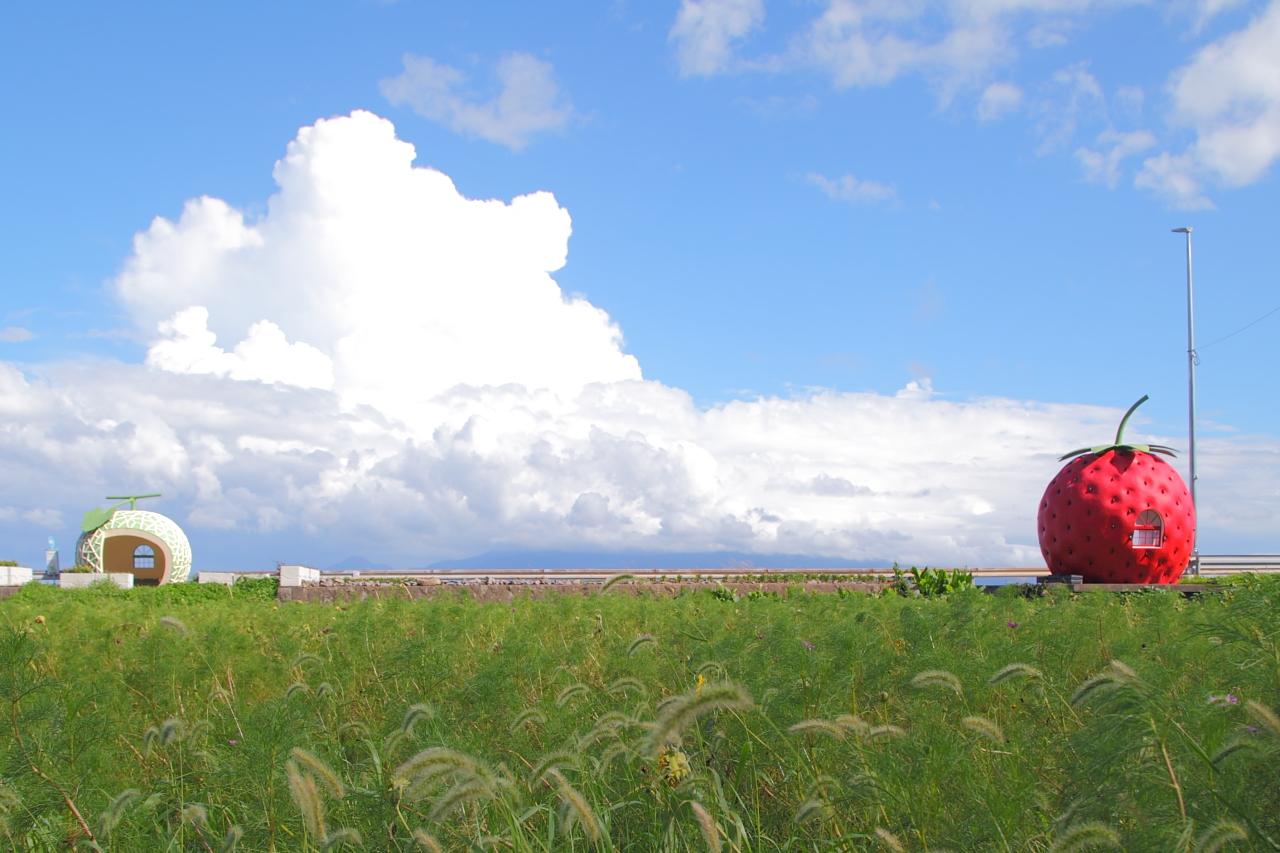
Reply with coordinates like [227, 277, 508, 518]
[73, 510, 192, 583]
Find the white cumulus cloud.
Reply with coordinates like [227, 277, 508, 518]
[147, 307, 335, 390]
[0, 327, 34, 343]
[380, 52, 574, 150]
[115, 111, 640, 417]
[670, 0, 766, 76]
[806, 171, 897, 204]
[3, 110, 1277, 569]
[1137, 1, 1280, 207]
[1076, 128, 1157, 187]
[977, 81, 1024, 121]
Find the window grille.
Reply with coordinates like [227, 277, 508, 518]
[1131, 510, 1163, 548]
[133, 545, 156, 570]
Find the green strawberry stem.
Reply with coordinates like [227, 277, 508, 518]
[1114, 394, 1148, 446]
[1058, 394, 1178, 462]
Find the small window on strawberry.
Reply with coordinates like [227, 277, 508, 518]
[1132, 510, 1163, 548]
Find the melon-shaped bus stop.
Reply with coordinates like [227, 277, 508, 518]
[75, 498, 192, 585]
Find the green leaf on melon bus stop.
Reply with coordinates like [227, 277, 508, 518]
[80, 506, 115, 533]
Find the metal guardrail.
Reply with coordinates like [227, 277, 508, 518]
[1196, 554, 1280, 574]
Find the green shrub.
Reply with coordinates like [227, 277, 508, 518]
[0, 560, 17, 567]
[891, 565, 975, 597]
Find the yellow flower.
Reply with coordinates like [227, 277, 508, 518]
[656, 746, 691, 786]
[695, 673, 706, 696]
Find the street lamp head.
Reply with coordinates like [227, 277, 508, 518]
[1172, 227, 1192, 233]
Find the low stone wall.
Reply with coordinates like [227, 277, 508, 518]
[0, 567, 33, 585]
[277, 579, 890, 603]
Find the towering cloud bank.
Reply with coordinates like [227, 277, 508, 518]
[5, 111, 1263, 567]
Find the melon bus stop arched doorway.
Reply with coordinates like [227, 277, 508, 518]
[100, 531, 172, 585]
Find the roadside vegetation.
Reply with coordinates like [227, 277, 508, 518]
[1, 576, 1277, 851]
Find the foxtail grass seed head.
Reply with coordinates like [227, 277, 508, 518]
[988, 662, 1043, 685]
[338, 721, 370, 741]
[530, 750, 579, 784]
[286, 681, 312, 699]
[510, 707, 546, 733]
[606, 677, 645, 697]
[428, 777, 493, 821]
[292, 652, 324, 670]
[793, 799, 829, 824]
[400, 703, 435, 735]
[961, 715, 1006, 744]
[96, 788, 140, 835]
[1070, 673, 1122, 707]
[556, 683, 590, 707]
[1194, 820, 1249, 853]
[835, 714, 870, 736]
[874, 827, 906, 852]
[315, 681, 337, 699]
[548, 769, 602, 845]
[1211, 737, 1258, 767]
[695, 661, 726, 679]
[788, 719, 847, 740]
[1050, 821, 1122, 852]
[1108, 659, 1138, 681]
[320, 827, 363, 850]
[290, 747, 345, 798]
[383, 730, 409, 756]
[627, 634, 656, 656]
[1245, 700, 1280, 738]
[412, 829, 444, 853]
[160, 717, 184, 745]
[688, 800, 721, 853]
[910, 669, 963, 695]
[286, 759, 327, 840]
[643, 682, 753, 757]
[597, 742, 633, 773]
[218, 825, 243, 853]
[158, 615, 189, 635]
[867, 724, 907, 741]
[394, 747, 491, 799]
[180, 803, 209, 828]
[600, 573, 634, 593]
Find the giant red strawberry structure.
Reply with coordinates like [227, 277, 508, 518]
[1037, 395, 1195, 584]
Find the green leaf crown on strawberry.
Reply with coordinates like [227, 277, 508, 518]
[1057, 395, 1177, 462]
[1037, 395, 1195, 585]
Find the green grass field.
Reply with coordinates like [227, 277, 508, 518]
[1, 577, 1278, 851]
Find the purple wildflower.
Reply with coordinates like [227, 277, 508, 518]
[1007, 621, 1019, 629]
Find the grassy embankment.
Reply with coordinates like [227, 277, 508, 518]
[1, 576, 1278, 851]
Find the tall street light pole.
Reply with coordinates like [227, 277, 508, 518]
[1172, 227, 1199, 576]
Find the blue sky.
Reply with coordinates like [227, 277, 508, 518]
[1, 1, 1277, 569]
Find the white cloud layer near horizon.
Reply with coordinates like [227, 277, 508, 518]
[3, 111, 1277, 567]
